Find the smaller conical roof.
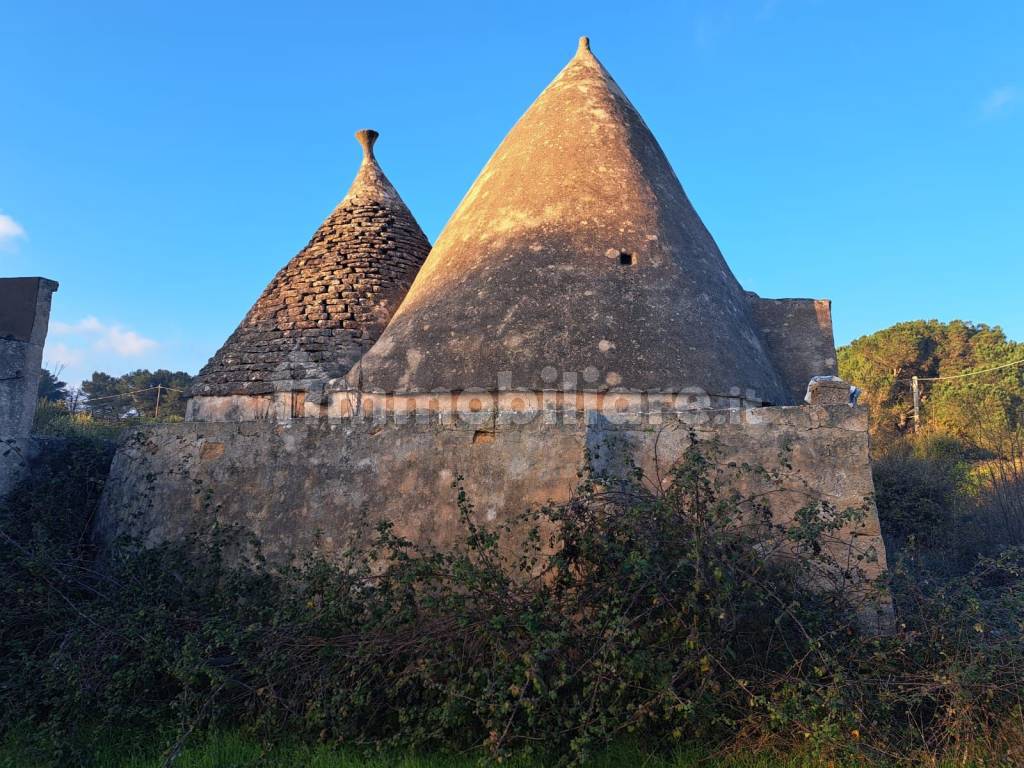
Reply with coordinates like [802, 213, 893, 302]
[191, 130, 431, 397]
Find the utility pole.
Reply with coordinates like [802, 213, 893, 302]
[154, 384, 162, 420]
[911, 376, 920, 433]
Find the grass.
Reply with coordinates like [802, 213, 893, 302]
[0, 731, 894, 768]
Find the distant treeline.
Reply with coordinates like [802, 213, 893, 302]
[39, 368, 194, 421]
[839, 319, 1023, 455]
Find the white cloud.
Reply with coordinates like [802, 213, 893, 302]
[0, 212, 27, 250]
[982, 85, 1019, 117]
[96, 326, 158, 356]
[43, 342, 86, 367]
[51, 316, 105, 334]
[49, 316, 159, 357]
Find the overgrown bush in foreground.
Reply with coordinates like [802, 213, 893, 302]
[1, 436, 1022, 766]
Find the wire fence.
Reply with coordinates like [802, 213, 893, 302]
[898, 357, 1024, 384]
[78, 384, 185, 403]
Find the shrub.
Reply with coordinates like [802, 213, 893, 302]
[32, 399, 128, 441]
[872, 435, 972, 548]
[967, 426, 1024, 550]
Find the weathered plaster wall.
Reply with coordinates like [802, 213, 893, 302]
[747, 295, 837, 405]
[97, 403, 889, 628]
[347, 39, 789, 404]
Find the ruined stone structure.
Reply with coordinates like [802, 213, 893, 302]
[1, 277, 58, 499]
[98, 39, 889, 628]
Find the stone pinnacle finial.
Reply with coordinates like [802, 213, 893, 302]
[577, 36, 591, 55]
[355, 129, 379, 162]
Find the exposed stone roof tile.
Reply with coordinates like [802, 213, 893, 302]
[191, 131, 431, 396]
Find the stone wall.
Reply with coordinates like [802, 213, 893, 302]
[97, 402, 891, 630]
[1, 277, 58, 500]
[1, 277, 58, 436]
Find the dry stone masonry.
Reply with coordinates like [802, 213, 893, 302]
[188, 130, 430, 415]
[98, 403, 892, 632]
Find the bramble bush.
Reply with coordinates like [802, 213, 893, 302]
[1, 434, 1022, 766]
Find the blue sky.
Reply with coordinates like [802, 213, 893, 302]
[2, 1, 1021, 388]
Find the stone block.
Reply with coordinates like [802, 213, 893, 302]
[807, 378, 853, 406]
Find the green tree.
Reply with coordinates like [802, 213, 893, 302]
[81, 369, 194, 420]
[37, 368, 68, 403]
[838, 320, 1024, 454]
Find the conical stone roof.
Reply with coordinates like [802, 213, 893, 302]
[191, 130, 431, 397]
[349, 38, 788, 403]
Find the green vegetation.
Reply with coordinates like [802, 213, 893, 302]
[32, 365, 196, 439]
[31, 398, 132, 441]
[36, 368, 68, 403]
[2, 419, 1023, 767]
[839, 320, 1024, 564]
[838, 320, 1024, 453]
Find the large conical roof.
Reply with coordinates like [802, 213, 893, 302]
[192, 130, 431, 397]
[349, 38, 787, 403]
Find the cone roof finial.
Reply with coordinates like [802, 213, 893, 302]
[355, 128, 379, 162]
[577, 36, 591, 54]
